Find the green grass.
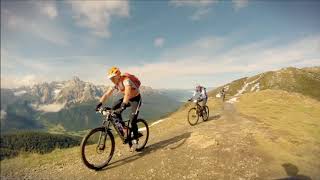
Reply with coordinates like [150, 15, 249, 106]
[236, 89, 320, 175]
[0, 146, 80, 171]
[259, 67, 320, 100]
[0, 131, 81, 160]
[208, 66, 320, 101]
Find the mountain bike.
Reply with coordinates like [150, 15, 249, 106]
[80, 104, 149, 170]
[187, 99, 209, 126]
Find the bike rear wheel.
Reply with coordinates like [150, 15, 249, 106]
[133, 119, 149, 151]
[188, 108, 199, 126]
[202, 106, 210, 121]
[80, 127, 115, 170]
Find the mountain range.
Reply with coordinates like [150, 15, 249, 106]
[2, 66, 319, 134]
[1, 77, 191, 133]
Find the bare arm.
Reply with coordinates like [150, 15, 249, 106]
[99, 86, 114, 104]
[201, 89, 206, 98]
[123, 85, 132, 104]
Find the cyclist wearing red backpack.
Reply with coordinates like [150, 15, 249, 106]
[96, 66, 142, 151]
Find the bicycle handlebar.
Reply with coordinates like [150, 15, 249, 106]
[96, 107, 116, 116]
[188, 98, 202, 103]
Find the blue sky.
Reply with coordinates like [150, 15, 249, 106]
[1, 0, 320, 89]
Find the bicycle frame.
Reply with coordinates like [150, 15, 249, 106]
[100, 115, 127, 143]
[99, 99, 142, 144]
[190, 100, 203, 115]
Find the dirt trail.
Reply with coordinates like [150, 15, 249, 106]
[1, 101, 314, 180]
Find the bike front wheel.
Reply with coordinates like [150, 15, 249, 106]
[188, 108, 199, 126]
[80, 127, 115, 170]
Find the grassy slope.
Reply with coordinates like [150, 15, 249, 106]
[1, 92, 319, 179]
[208, 66, 320, 101]
[0, 98, 224, 176]
[259, 67, 320, 100]
[236, 89, 320, 177]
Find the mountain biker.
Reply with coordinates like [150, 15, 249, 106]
[220, 87, 226, 102]
[189, 85, 208, 109]
[96, 67, 141, 152]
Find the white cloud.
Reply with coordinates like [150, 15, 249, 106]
[35, 1, 58, 19]
[2, 33, 319, 89]
[191, 8, 211, 21]
[232, 0, 249, 10]
[1, 48, 112, 88]
[28, 21, 68, 45]
[154, 37, 165, 48]
[159, 36, 227, 59]
[2, 3, 68, 45]
[1, 110, 7, 120]
[170, 0, 249, 20]
[170, 0, 216, 8]
[36, 103, 66, 112]
[170, 0, 217, 20]
[123, 35, 320, 88]
[193, 36, 225, 49]
[1, 48, 51, 72]
[1, 75, 45, 89]
[68, 1, 129, 38]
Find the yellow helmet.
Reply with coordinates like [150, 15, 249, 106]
[107, 66, 121, 78]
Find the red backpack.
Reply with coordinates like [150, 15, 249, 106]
[123, 73, 141, 89]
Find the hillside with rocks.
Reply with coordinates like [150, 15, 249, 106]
[209, 66, 320, 103]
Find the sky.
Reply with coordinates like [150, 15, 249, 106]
[1, 0, 320, 89]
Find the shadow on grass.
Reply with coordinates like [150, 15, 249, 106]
[207, 114, 221, 121]
[101, 132, 191, 171]
[274, 163, 311, 180]
[196, 114, 221, 125]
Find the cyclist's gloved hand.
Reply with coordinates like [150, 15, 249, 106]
[95, 102, 102, 111]
[121, 102, 130, 109]
[115, 103, 129, 114]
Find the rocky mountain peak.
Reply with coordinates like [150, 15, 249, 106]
[5, 76, 167, 109]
